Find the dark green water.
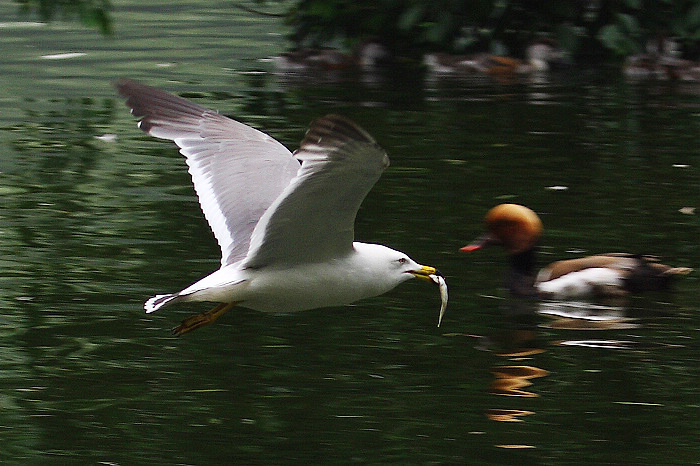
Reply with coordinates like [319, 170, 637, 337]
[1, 2, 699, 464]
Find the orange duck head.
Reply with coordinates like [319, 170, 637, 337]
[461, 204, 543, 295]
[461, 204, 543, 255]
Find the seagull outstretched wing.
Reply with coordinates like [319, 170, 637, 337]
[115, 79, 300, 266]
[243, 114, 390, 268]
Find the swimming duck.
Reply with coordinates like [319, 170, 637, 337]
[424, 41, 567, 76]
[461, 204, 692, 299]
[623, 35, 700, 81]
[274, 41, 392, 72]
[623, 53, 700, 81]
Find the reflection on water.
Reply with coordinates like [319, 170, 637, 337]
[1, 1, 699, 463]
[557, 339, 633, 349]
[539, 300, 639, 330]
[485, 408, 535, 422]
[471, 287, 698, 453]
[470, 299, 547, 451]
[490, 365, 549, 398]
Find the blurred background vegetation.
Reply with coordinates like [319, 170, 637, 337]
[14, 0, 700, 62]
[282, 0, 700, 62]
[15, 0, 112, 34]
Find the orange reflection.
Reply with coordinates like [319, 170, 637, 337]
[543, 317, 638, 330]
[490, 365, 549, 397]
[485, 408, 534, 422]
[495, 444, 536, 449]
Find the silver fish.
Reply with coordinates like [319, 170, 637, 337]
[430, 274, 448, 327]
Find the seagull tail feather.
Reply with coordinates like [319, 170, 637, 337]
[145, 293, 181, 314]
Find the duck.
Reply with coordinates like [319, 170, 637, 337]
[461, 204, 692, 299]
[423, 41, 568, 76]
[275, 48, 355, 71]
[623, 52, 700, 81]
[274, 41, 392, 72]
[623, 35, 700, 81]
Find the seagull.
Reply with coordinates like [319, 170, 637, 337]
[115, 79, 448, 335]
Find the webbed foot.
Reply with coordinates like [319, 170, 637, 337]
[172, 302, 234, 336]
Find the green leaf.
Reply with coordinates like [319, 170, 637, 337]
[424, 12, 453, 44]
[687, 4, 700, 29]
[398, 4, 424, 32]
[616, 13, 639, 34]
[598, 24, 623, 50]
[555, 22, 580, 54]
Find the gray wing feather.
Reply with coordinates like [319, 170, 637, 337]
[243, 114, 390, 268]
[115, 79, 300, 266]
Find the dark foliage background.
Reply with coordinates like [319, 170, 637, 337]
[14, 1, 700, 63]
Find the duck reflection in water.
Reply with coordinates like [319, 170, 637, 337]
[463, 297, 547, 452]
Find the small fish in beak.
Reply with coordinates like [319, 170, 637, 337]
[410, 266, 448, 327]
[431, 273, 449, 327]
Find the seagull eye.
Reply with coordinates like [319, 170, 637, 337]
[397, 257, 408, 265]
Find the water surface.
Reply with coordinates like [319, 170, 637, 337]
[1, 2, 699, 464]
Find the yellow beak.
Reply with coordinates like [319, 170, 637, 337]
[410, 264, 440, 282]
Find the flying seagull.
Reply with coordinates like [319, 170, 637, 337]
[115, 79, 448, 335]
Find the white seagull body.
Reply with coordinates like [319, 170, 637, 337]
[115, 79, 447, 334]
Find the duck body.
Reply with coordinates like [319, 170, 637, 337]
[423, 52, 534, 76]
[463, 204, 691, 299]
[424, 41, 568, 76]
[275, 48, 356, 71]
[624, 53, 700, 81]
[623, 36, 700, 81]
[274, 41, 392, 72]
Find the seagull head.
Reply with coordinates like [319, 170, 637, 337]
[353, 243, 439, 282]
[352, 243, 448, 325]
